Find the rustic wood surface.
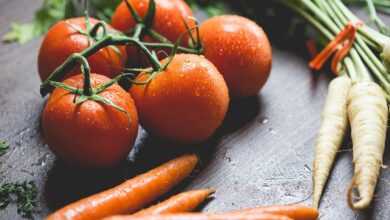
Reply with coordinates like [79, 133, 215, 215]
[0, 1, 389, 219]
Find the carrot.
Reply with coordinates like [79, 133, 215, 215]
[227, 205, 318, 220]
[347, 81, 388, 210]
[133, 189, 215, 216]
[102, 213, 293, 220]
[46, 154, 198, 220]
[312, 75, 352, 208]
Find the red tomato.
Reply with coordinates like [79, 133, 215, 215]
[130, 54, 229, 144]
[42, 74, 139, 168]
[111, 0, 194, 66]
[199, 15, 272, 97]
[38, 17, 127, 81]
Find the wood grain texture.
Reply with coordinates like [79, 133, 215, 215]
[0, 1, 389, 220]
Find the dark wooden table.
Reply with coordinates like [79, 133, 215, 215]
[1, 1, 390, 219]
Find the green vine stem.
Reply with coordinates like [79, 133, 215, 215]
[40, 32, 166, 96]
[89, 21, 108, 39]
[333, 0, 390, 49]
[74, 54, 93, 96]
[142, 42, 201, 54]
[147, 29, 171, 43]
[40, 35, 112, 96]
[143, 0, 156, 30]
[40, 0, 203, 98]
[124, 0, 143, 24]
[143, 24, 203, 55]
[132, 23, 144, 39]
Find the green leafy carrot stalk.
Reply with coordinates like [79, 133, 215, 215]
[344, 0, 390, 15]
[364, 0, 390, 36]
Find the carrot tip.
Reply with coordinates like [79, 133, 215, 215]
[347, 178, 369, 210]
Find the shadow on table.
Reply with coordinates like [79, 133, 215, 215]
[43, 95, 262, 211]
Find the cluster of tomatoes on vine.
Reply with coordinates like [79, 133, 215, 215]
[38, 0, 272, 168]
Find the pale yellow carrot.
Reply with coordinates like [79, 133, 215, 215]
[347, 81, 388, 210]
[312, 75, 352, 207]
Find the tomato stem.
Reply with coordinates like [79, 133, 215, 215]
[40, 33, 165, 97]
[39, 0, 201, 97]
[143, 0, 156, 30]
[89, 22, 108, 39]
[147, 29, 171, 43]
[40, 35, 112, 96]
[142, 42, 201, 54]
[123, 0, 143, 24]
[74, 54, 93, 96]
[132, 24, 144, 40]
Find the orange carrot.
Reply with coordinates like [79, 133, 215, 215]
[227, 205, 318, 220]
[46, 154, 198, 220]
[133, 189, 215, 216]
[102, 213, 293, 220]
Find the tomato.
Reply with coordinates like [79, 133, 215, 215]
[42, 74, 138, 168]
[199, 15, 272, 97]
[111, 0, 194, 66]
[130, 54, 229, 144]
[38, 17, 127, 81]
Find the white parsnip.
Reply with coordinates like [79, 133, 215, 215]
[312, 75, 352, 208]
[347, 81, 388, 210]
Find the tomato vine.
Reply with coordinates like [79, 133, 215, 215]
[40, 0, 202, 105]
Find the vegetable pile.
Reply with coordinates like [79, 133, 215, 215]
[37, 0, 272, 167]
[33, 0, 284, 218]
[1, 0, 390, 219]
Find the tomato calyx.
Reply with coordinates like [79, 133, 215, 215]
[48, 54, 129, 116]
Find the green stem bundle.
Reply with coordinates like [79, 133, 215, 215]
[282, 0, 390, 93]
